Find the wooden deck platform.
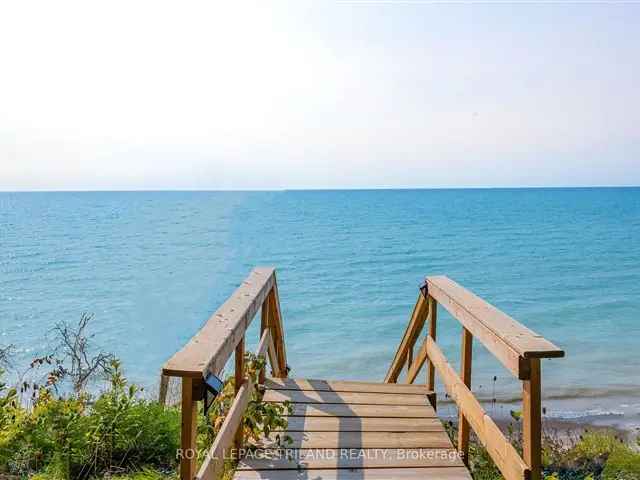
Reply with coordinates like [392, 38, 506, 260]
[234, 378, 471, 480]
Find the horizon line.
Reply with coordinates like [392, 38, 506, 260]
[1, 185, 639, 193]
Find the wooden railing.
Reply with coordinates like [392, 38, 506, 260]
[161, 267, 287, 480]
[385, 276, 564, 480]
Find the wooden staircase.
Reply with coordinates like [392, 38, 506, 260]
[236, 377, 470, 480]
[161, 267, 564, 480]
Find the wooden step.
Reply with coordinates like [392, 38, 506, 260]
[234, 377, 472, 480]
[265, 378, 432, 395]
[263, 390, 432, 406]
[282, 416, 443, 432]
[289, 403, 437, 418]
[238, 448, 464, 470]
[257, 431, 453, 449]
[234, 467, 472, 480]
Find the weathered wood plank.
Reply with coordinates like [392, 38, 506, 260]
[256, 304, 282, 378]
[523, 358, 542, 480]
[427, 276, 563, 379]
[265, 378, 432, 395]
[423, 336, 530, 480]
[426, 295, 438, 410]
[384, 293, 430, 383]
[263, 390, 431, 406]
[158, 373, 170, 405]
[458, 327, 473, 464]
[234, 467, 472, 480]
[256, 329, 280, 378]
[259, 298, 269, 385]
[235, 336, 246, 450]
[237, 448, 464, 470]
[180, 377, 198, 480]
[406, 338, 428, 385]
[164, 267, 276, 378]
[282, 416, 443, 432]
[257, 431, 454, 449]
[256, 329, 272, 361]
[268, 280, 288, 376]
[196, 378, 255, 480]
[288, 403, 437, 418]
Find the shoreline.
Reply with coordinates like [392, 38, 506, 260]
[441, 408, 639, 445]
[436, 394, 640, 439]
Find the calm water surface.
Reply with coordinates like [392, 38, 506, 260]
[1, 189, 639, 423]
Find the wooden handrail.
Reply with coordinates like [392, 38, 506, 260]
[196, 378, 255, 480]
[161, 267, 288, 480]
[424, 336, 529, 480]
[384, 292, 430, 383]
[163, 267, 278, 378]
[386, 276, 564, 480]
[426, 276, 563, 379]
[196, 329, 278, 480]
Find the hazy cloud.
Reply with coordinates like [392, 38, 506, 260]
[1, 1, 638, 190]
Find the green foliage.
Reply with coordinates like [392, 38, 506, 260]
[109, 466, 178, 480]
[443, 411, 639, 480]
[562, 430, 624, 477]
[207, 352, 293, 448]
[0, 367, 19, 430]
[443, 419, 502, 480]
[468, 440, 502, 480]
[0, 360, 181, 479]
[1, 324, 293, 480]
[81, 360, 181, 476]
[569, 431, 622, 462]
[31, 466, 178, 480]
[602, 446, 640, 480]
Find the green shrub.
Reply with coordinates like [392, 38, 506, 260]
[114, 471, 177, 480]
[569, 431, 622, 461]
[602, 446, 640, 480]
[468, 441, 502, 480]
[1, 338, 296, 480]
[0, 361, 180, 479]
[82, 360, 180, 477]
[110, 467, 177, 480]
[555, 430, 622, 478]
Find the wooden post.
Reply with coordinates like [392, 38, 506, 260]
[268, 286, 288, 377]
[259, 300, 269, 384]
[159, 373, 169, 406]
[180, 377, 198, 480]
[234, 336, 245, 451]
[523, 358, 542, 480]
[407, 344, 413, 375]
[458, 327, 473, 464]
[426, 296, 437, 410]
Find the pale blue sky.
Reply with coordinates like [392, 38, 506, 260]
[0, 1, 638, 190]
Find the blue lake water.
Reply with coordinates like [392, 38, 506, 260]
[1, 189, 639, 423]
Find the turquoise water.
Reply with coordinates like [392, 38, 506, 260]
[1, 189, 639, 422]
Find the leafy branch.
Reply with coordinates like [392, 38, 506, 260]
[206, 352, 293, 449]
